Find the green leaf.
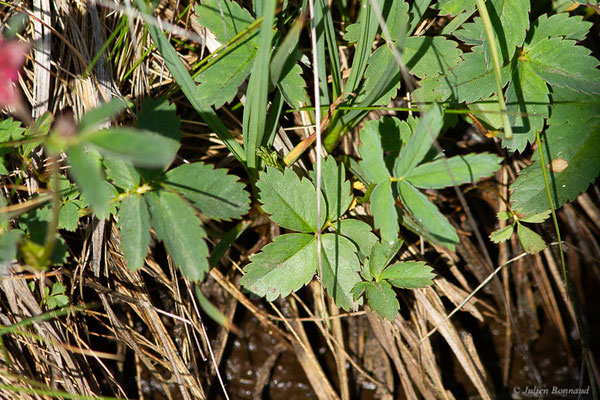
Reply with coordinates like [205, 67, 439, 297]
[356, 37, 462, 106]
[520, 210, 551, 224]
[405, 153, 502, 189]
[0, 118, 25, 142]
[136, 97, 181, 170]
[66, 146, 111, 216]
[517, 223, 546, 254]
[19, 207, 68, 266]
[103, 156, 140, 190]
[397, 180, 459, 249]
[456, 0, 530, 63]
[414, 51, 511, 104]
[58, 202, 79, 232]
[394, 104, 443, 177]
[381, 0, 409, 43]
[365, 281, 400, 322]
[195, 0, 255, 44]
[0, 229, 23, 264]
[78, 98, 127, 133]
[50, 282, 66, 296]
[277, 60, 307, 109]
[380, 261, 435, 288]
[333, 219, 378, 260]
[438, 0, 475, 15]
[523, 37, 600, 94]
[351, 281, 368, 301]
[528, 13, 592, 43]
[510, 118, 600, 214]
[358, 120, 391, 183]
[163, 162, 250, 221]
[240, 233, 317, 301]
[145, 191, 208, 281]
[489, 224, 514, 243]
[195, 43, 257, 109]
[548, 87, 600, 127]
[497, 211, 512, 221]
[87, 128, 176, 168]
[501, 61, 550, 152]
[117, 194, 151, 271]
[404, 36, 463, 78]
[257, 167, 325, 233]
[310, 157, 353, 221]
[368, 239, 404, 280]
[371, 180, 399, 244]
[320, 233, 362, 311]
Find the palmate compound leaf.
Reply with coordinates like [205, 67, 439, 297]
[364, 281, 400, 322]
[162, 162, 250, 221]
[117, 194, 151, 271]
[257, 167, 326, 233]
[241, 233, 317, 301]
[397, 180, 459, 250]
[145, 191, 208, 281]
[405, 153, 502, 189]
[241, 233, 362, 310]
[380, 261, 435, 289]
[310, 156, 353, 221]
[468, 13, 596, 152]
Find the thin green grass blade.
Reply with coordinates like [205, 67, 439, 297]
[475, 0, 513, 139]
[343, 0, 378, 95]
[313, 1, 331, 105]
[318, 0, 342, 99]
[243, 0, 277, 174]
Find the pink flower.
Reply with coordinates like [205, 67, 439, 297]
[0, 37, 28, 109]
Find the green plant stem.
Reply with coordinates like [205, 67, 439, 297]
[40, 156, 60, 266]
[535, 130, 568, 293]
[475, 0, 513, 139]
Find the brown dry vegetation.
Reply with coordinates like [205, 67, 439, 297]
[1, 1, 599, 399]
